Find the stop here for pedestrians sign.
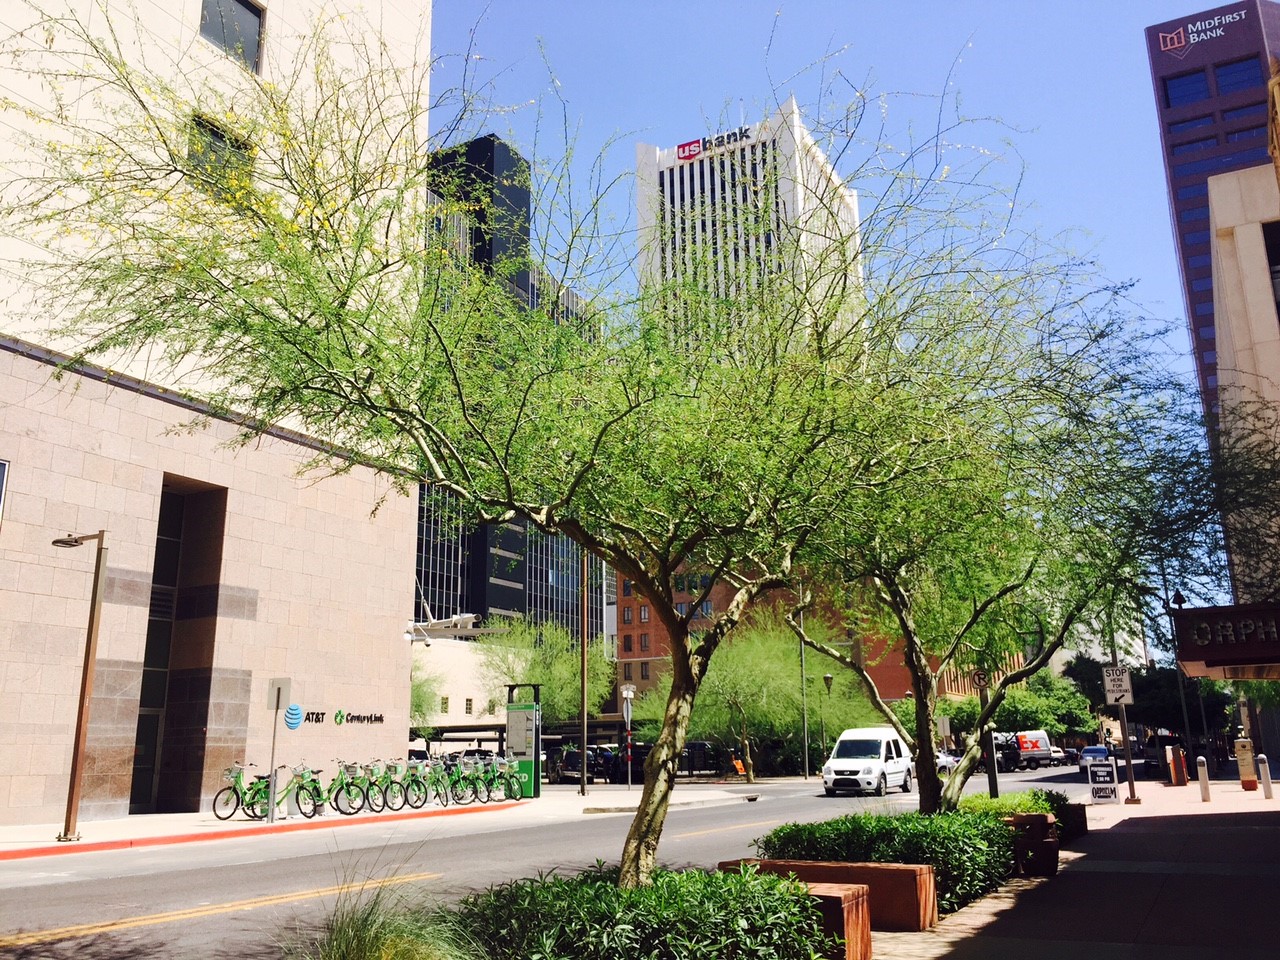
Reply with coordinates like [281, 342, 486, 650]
[1103, 666, 1133, 705]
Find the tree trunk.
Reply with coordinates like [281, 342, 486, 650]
[618, 640, 699, 888]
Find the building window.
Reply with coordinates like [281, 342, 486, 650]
[624, 663, 633, 681]
[640, 662, 650, 680]
[1194, 301, 1215, 316]
[622, 579, 632, 596]
[640, 633, 650, 651]
[1223, 103, 1267, 121]
[1173, 145, 1270, 177]
[1177, 183, 1209, 200]
[1215, 57, 1263, 96]
[1187, 253, 1211, 268]
[699, 599, 713, 618]
[1164, 70, 1209, 108]
[200, 0, 263, 73]
[188, 117, 253, 202]
[622, 606, 633, 624]
[1204, 350, 1217, 364]
[639, 605, 649, 622]
[1172, 136, 1216, 155]
[675, 601, 688, 616]
[1198, 326, 1216, 340]
[465, 698, 473, 715]
[1169, 115, 1214, 134]
[1191, 277, 1213, 292]
[1226, 126, 1267, 142]
[0, 459, 7, 527]
[1183, 230, 1210, 246]
[623, 634, 634, 652]
[1179, 207, 1208, 222]
[440, 696, 449, 714]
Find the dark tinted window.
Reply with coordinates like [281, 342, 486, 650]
[1223, 102, 1267, 121]
[1165, 70, 1210, 107]
[1180, 207, 1208, 222]
[1173, 145, 1269, 176]
[200, 0, 263, 72]
[1172, 136, 1216, 155]
[1184, 230, 1210, 245]
[1191, 277, 1213, 291]
[1215, 57, 1263, 95]
[1169, 115, 1213, 134]
[1195, 301, 1215, 316]
[1188, 253, 1212, 268]
[1226, 126, 1266, 142]
[833, 738, 882, 760]
[1178, 183, 1209, 200]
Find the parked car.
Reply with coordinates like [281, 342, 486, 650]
[1048, 746, 1066, 766]
[1079, 745, 1112, 779]
[608, 744, 651, 783]
[1061, 747, 1079, 766]
[552, 749, 595, 784]
[936, 750, 962, 775]
[822, 727, 914, 796]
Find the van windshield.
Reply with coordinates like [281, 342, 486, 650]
[833, 739, 882, 760]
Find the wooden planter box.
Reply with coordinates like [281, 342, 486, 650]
[720, 858, 937, 931]
[1002, 812, 1060, 877]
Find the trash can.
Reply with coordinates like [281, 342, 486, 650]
[1166, 746, 1188, 786]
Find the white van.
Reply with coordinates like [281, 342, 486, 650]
[1013, 730, 1053, 770]
[822, 727, 914, 796]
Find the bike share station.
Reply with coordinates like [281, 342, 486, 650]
[506, 684, 542, 799]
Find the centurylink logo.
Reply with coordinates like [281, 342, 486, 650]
[334, 709, 346, 725]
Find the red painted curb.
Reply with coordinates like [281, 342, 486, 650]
[0, 801, 520, 861]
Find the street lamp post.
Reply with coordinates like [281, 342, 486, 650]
[52, 530, 108, 842]
[821, 673, 833, 751]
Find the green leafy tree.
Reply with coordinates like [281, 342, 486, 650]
[409, 663, 442, 741]
[473, 620, 613, 726]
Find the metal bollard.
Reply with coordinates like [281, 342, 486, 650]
[1260, 755, 1274, 800]
[1198, 756, 1211, 802]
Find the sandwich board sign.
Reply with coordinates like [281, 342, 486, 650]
[1090, 759, 1121, 804]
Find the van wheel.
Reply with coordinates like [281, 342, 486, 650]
[901, 770, 912, 793]
[874, 774, 887, 797]
[824, 787, 835, 797]
[1026, 758, 1040, 771]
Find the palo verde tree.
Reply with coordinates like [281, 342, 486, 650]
[473, 620, 614, 727]
[0, 4, 906, 886]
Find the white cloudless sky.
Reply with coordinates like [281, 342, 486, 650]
[430, 1, 1222, 363]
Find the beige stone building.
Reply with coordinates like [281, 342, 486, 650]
[0, 0, 432, 826]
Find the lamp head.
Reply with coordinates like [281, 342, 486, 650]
[52, 535, 84, 548]
[822, 673, 833, 693]
[1172, 589, 1186, 609]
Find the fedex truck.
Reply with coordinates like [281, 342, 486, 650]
[1012, 730, 1053, 770]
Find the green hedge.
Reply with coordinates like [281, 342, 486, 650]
[957, 788, 1064, 817]
[451, 865, 839, 960]
[754, 812, 1015, 913]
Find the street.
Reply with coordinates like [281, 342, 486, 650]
[0, 769, 1095, 958]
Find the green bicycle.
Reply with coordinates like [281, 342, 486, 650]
[425, 759, 451, 807]
[323, 760, 369, 815]
[352, 761, 388, 812]
[291, 761, 364, 817]
[401, 758, 429, 809]
[369, 758, 407, 811]
[212, 761, 264, 820]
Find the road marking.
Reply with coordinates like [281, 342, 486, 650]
[0, 870, 441, 948]
[670, 819, 779, 839]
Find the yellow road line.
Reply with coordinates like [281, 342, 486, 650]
[0, 870, 441, 948]
[670, 819, 780, 839]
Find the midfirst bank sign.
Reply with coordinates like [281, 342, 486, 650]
[1158, 7, 1249, 57]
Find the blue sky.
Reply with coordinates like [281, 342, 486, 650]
[430, 2, 1206, 357]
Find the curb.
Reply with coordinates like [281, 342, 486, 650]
[582, 794, 757, 815]
[0, 800, 518, 862]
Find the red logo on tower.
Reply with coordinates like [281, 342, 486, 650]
[676, 139, 703, 162]
[1160, 27, 1188, 55]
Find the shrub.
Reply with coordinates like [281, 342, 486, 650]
[957, 789, 1055, 817]
[286, 888, 475, 960]
[754, 812, 1015, 914]
[452, 864, 839, 959]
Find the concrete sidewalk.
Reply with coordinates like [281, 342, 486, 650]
[873, 777, 1280, 960]
[0, 782, 749, 861]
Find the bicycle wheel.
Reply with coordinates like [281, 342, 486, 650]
[474, 778, 492, 803]
[449, 778, 473, 805]
[244, 790, 269, 820]
[383, 780, 407, 811]
[295, 784, 319, 819]
[504, 773, 524, 800]
[334, 782, 365, 815]
[404, 778, 427, 809]
[431, 776, 449, 807]
[212, 786, 240, 820]
[365, 781, 386, 813]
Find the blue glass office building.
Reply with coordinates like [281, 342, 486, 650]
[1147, 1, 1280, 417]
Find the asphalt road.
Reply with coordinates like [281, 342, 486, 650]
[0, 768, 1098, 959]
